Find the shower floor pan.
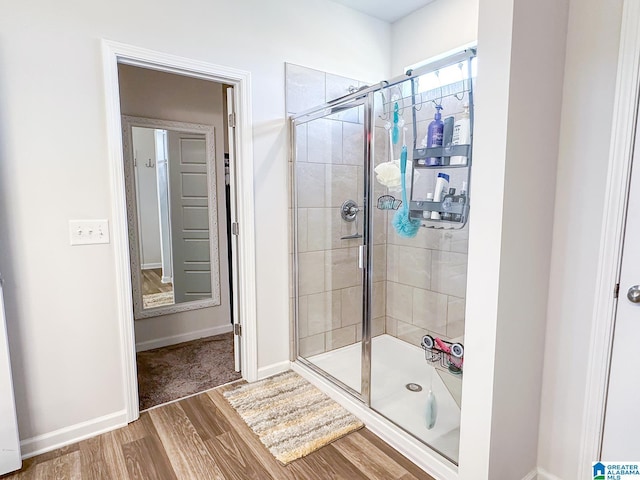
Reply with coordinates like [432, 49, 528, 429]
[308, 333, 461, 463]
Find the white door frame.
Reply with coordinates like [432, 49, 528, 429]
[579, 1, 640, 475]
[101, 40, 258, 422]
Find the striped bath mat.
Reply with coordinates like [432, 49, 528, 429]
[222, 370, 364, 464]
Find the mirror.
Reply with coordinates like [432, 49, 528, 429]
[122, 116, 221, 319]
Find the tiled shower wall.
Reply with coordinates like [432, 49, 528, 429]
[381, 93, 469, 349]
[287, 64, 387, 357]
[287, 64, 468, 358]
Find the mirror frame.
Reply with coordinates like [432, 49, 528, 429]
[121, 115, 221, 319]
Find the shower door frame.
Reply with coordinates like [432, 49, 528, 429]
[291, 48, 477, 410]
[290, 93, 374, 404]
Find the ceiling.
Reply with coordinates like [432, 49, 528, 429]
[328, 0, 436, 23]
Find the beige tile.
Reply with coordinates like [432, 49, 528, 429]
[447, 296, 466, 339]
[308, 118, 343, 164]
[450, 226, 469, 254]
[372, 281, 386, 318]
[325, 325, 357, 351]
[431, 251, 468, 298]
[356, 166, 365, 213]
[386, 281, 413, 323]
[297, 295, 309, 338]
[341, 286, 362, 327]
[294, 122, 308, 163]
[325, 247, 360, 290]
[373, 173, 390, 200]
[296, 208, 308, 253]
[325, 164, 358, 208]
[307, 291, 341, 336]
[299, 333, 325, 357]
[386, 244, 431, 290]
[286, 63, 325, 114]
[343, 121, 364, 165]
[308, 208, 362, 252]
[387, 224, 431, 249]
[296, 162, 326, 208]
[447, 321, 466, 341]
[372, 208, 388, 246]
[424, 229, 453, 251]
[298, 251, 325, 295]
[326, 73, 358, 104]
[385, 316, 398, 337]
[412, 288, 448, 336]
[356, 326, 362, 342]
[373, 126, 388, 167]
[372, 316, 385, 337]
[373, 244, 386, 283]
[307, 208, 332, 251]
[338, 207, 363, 247]
[396, 319, 428, 348]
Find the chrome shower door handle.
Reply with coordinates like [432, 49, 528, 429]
[358, 245, 365, 269]
[627, 285, 640, 303]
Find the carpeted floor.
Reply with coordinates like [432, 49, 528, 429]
[137, 332, 241, 411]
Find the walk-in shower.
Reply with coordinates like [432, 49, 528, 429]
[290, 49, 475, 465]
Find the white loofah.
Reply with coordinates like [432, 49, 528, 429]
[374, 161, 401, 188]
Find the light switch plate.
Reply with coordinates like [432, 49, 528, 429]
[69, 220, 110, 246]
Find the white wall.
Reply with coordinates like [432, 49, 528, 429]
[457, 0, 569, 477]
[131, 127, 162, 268]
[0, 0, 389, 448]
[537, 0, 624, 478]
[118, 65, 232, 350]
[390, 0, 479, 76]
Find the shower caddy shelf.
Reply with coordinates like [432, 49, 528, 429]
[405, 51, 475, 230]
[421, 334, 464, 375]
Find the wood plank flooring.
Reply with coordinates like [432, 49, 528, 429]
[142, 268, 173, 296]
[2, 384, 436, 480]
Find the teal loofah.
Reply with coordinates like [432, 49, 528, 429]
[393, 138, 420, 238]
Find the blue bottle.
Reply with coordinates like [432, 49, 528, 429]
[425, 105, 444, 166]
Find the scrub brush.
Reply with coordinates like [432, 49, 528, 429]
[392, 128, 420, 238]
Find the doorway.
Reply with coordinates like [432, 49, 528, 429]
[102, 41, 258, 423]
[117, 71, 239, 410]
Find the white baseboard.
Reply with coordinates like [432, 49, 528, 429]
[291, 361, 458, 480]
[521, 468, 538, 480]
[257, 360, 290, 380]
[20, 409, 127, 459]
[135, 324, 233, 352]
[537, 467, 563, 480]
[141, 263, 162, 270]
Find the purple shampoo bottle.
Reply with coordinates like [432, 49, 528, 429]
[425, 105, 444, 166]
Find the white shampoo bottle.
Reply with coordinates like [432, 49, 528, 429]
[450, 104, 470, 165]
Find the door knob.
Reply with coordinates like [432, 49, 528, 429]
[627, 285, 640, 303]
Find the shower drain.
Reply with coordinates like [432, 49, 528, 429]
[405, 383, 423, 392]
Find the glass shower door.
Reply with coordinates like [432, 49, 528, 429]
[369, 54, 475, 466]
[293, 98, 369, 399]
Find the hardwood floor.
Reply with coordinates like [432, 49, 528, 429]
[2, 384, 436, 480]
[142, 268, 173, 296]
